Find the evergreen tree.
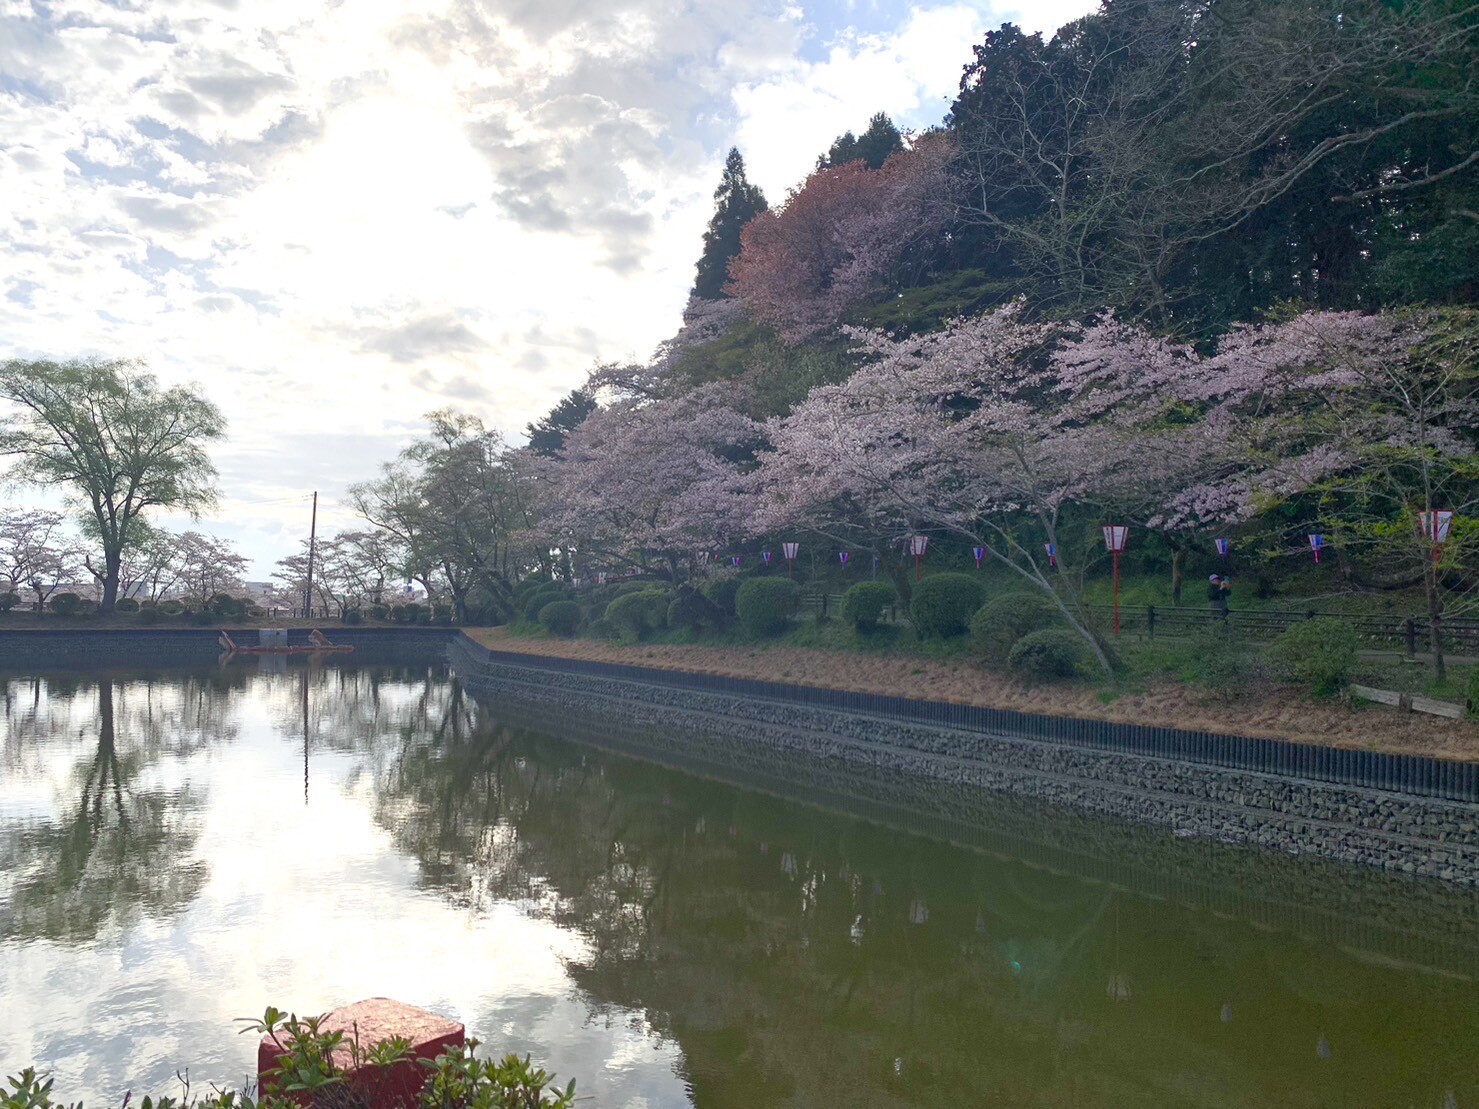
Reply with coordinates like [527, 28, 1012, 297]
[692, 148, 768, 300]
[818, 112, 905, 170]
[526, 389, 597, 457]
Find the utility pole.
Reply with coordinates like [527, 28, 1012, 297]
[303, 491, 318, 619]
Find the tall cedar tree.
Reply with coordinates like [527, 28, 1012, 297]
[692, 148, 768, 300]
[526, 389, 596, 457]
[818, 112, 905, 170]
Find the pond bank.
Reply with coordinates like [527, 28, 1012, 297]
[450, 635, 1479, 887]
[462, 627, 1479, 761]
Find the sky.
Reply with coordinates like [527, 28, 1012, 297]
[0, 0, 1096, 577]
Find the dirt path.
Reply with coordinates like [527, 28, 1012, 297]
[463, 628, 1479, 762]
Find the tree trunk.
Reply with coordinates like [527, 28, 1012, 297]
[1427, 555, 1446, 681]
[1170, 547, 1184, 606]
[100, 547, 121, 613]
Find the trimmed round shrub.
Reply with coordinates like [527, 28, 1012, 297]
[0, 591, 21, 612]
[667, 587, 725, 633]
[701, 577, 743, 617]
[1266, 618, 1359, 696]
[523, 586, 564, 620]
[586, 616, 621, 641]
[910, 573, 986, 638]
[842, 581, 896, 632]
[208, 593, 245, 618]
[736, 577, 798, 637]
[970, 592, 1060, 664]
[158, 598, 185, 617]
[113, 597, 140, 613]
[538, 600, 582, 637]
[341, 608, 363, 625]
[389, 604, 410, 623]
[50, 592, 82, 615]
[606, 589, 670, 642]
[402, 602, 424, 624]
[1008, 629, 1085, 681]
[189, 609, 215, 625]
[431, 603, 454, 625]
[369, 603, 390, 621]
[136, 605, 160, 625]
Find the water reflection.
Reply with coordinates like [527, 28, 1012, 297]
[1, 663, 1477, 1109]
[1, 679, 212, 943]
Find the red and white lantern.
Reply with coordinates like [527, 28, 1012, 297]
[1419, 510, 1454, 568]
[782, 541, 800, 578]
[1103, 525, 1128, 635]
[907, 534, 928, 582]
[972, 546, 985, 569]
[1308, 534, 1324, 564]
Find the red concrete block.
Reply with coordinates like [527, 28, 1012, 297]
[257, 997, 465, 1109]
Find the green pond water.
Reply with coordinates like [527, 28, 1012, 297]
[2, 661, 1478, 1108]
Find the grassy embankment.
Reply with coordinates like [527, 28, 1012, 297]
[473, 568, 1479, 761]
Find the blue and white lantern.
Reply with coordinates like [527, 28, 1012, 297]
[972, 546, 985, 569]
[1215, 537, 1230, 557]
[1308, 533, 1324, 563]
[1043, 543, 1057, 567]
[838, 551, 850, 568]
[761, 551, 772, 564]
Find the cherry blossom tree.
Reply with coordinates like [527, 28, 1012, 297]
[0, 509, 68, 607]
[165, 532, 249, 605]
[541, 382, 759, 578]
[749, 303, 1207, 674]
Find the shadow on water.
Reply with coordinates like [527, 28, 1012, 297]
[3, 660, 1477, 1107]
[370, 670, 1479, 1108]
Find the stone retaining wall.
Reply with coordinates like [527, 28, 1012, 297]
[0, 626, 457, 670]
[449, 638, 1479, 887]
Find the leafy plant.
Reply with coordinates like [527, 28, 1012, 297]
[48, 592, 81, 616]
[537, 600, 581, 637]
[1266, 618, 1359, 696]
[1182, 627, 1265, 702]
[735, 577, 798, 636]
[605, 589, 669, 642]
[910, 573, 985, 639]
[969, 592, 1059, 664]
[1007, 629, 1084, 681]
[113, 597, 140, 613]
[841, 581, 895, 632]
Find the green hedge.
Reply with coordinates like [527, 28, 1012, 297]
[910, 573, 985, 638]
[50, 592, 82, 615]
[1267, 618, 1359, 696]
[842, 581, 895, 631]
[605, 589, 669, 642]
[1008, 629, 1085, 681]
[114, 597, 140, 613]
[736, 578, 798, 636]
[969, 591, 1059, 663]
[538, 600, 582, 637]
[701, 577, 743, 617]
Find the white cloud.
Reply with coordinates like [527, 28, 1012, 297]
[0, 0, 1097, 574]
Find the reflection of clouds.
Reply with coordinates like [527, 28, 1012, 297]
[0, 667, 688, 1106]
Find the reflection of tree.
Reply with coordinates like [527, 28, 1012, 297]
[0, 679, 211, 943]
[368, 695, 1479, 1108]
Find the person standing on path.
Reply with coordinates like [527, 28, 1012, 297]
[1208, 574, 1231, 618]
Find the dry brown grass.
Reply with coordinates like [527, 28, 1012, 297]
[463, 627, 1479, 762]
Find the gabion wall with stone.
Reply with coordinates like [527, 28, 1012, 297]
[448, 638, 1479, 889]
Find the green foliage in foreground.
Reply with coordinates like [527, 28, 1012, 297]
[1266, 618, 1360, 696]
[1007, 629, 1085, 681]
[841, 581, 896, 631]
[537, 600, 581, 637]
[910, 573, 985, 639]
[969, 592, 1060, 664]
[735, 577, 798, 636]
[2, 1007, 576, 1109]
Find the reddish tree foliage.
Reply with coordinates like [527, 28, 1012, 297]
[727, 133, 955, 342]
